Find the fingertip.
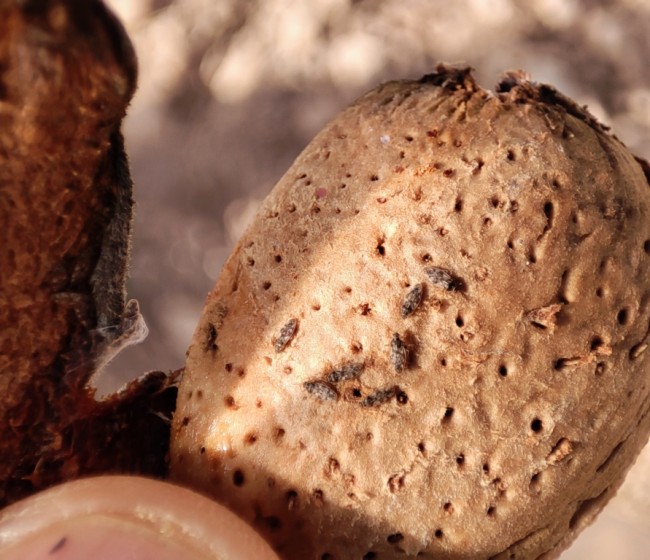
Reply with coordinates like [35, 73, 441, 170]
[0, 476, 280, 560]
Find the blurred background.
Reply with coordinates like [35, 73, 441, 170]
[102, 0, 650, 557]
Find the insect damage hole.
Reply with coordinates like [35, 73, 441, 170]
[543, 201, 555, 233]
[530, 471, 542, 490]
[617, 308, 629, 325]
[387, 533, 404, 544]
[206, 323, 217, 351]
[286, 490, 298, 510]
[530, 418, 543, 433]
[376, 239, 386, 256]
[590, 336, 605, 352]
[233, 469, 245, 487]
[225, 395, 237, 409]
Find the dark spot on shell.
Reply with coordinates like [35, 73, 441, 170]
[327, 362, 364, 383]
[391, 332, 408, 372]
[233, 469, 245, 486]
[206, 323, 217, 351]
[425, 266, 465, 292]
[401, 283, 424, 318]
[303, 380, 339, 401]
[274, 318, 298, 352]
[362, 386, 397, 407]
[387, 533, 404, 544]
[286, 490, 298, 510]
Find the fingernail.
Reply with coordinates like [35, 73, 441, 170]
[0, 476, 279, 560]
[0, 513, 211, 560]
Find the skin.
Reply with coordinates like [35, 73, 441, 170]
[0, 476, 280, 560]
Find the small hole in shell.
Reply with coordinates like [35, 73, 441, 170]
[233, 469, 245, 486]
[387, 533, 404, 544]
[286, 490, 298, 510]
[590, 336, 604, 351]
[530, 472, 541, 488]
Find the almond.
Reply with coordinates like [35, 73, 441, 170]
[170, 66, 650, 559]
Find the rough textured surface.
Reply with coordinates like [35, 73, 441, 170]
[170, 67, 650, 559]
[0, 0, 176, 508]
[103, 4, 650, 554]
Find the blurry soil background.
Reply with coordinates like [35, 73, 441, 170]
[102, 0, 650, 557]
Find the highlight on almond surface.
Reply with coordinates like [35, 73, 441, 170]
[170, 66, 650, 559]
